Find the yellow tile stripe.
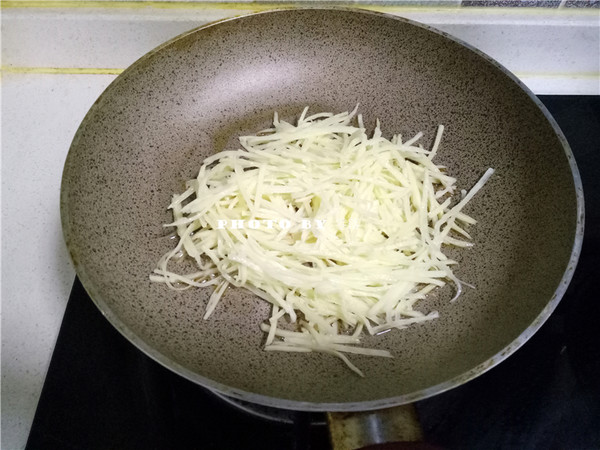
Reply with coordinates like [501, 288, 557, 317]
[2, 0, 235, 8]
[2, 65, 598, 80]
[0, 1, 430, 11]
[1, 66, 124, 74]
[514, 71, 600, 79]
[1, 0, 597, 15]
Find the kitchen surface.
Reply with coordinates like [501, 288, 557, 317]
[1, 2, 599, 449]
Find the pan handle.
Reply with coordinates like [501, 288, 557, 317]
[327, 404, 443, 450]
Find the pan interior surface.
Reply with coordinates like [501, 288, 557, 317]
[61, 9, 581, 410]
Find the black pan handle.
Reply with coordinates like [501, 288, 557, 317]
[328, 404, 444, 450]
[357, 444, 443, 450]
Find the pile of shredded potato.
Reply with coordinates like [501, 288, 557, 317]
[151, 107, 494, 376]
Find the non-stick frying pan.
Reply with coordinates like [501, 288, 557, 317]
[61, 8, 583, 412]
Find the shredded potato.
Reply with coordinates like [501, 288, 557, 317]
[151, 107, 494, 376]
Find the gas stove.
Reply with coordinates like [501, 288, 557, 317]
[26, 96, 600, 450]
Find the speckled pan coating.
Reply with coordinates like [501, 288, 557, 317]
[61, 8, 583, 411]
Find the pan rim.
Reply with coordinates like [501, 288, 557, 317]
[60, 6, 585, 411]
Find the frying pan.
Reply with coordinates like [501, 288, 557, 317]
[60, 8, 583, 416]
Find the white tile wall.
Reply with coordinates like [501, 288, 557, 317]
[3, 7, 598, 93]
[1, 73, 117, 449]
[1, 5, 598, 449]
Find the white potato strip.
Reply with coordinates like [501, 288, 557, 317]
[151, 107, 494, 376]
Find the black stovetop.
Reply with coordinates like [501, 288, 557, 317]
[26, 96, 600, 450]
